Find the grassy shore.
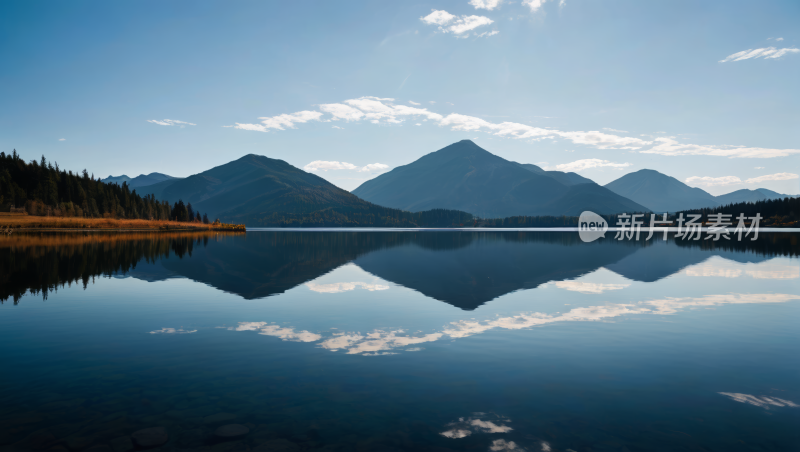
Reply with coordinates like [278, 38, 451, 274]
[0, 214, 245, 231]
[0, 229, 244, 250]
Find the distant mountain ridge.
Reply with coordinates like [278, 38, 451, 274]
[351, 140, 648, 217]
[604, 169, 796, 212]
[140, 154, 375, 222]
[604, 169, 718, 213]
[514, 162, 594, 186]
[714, 188, 796, 205]
[102, 172, 178, 189]
[137, 154, 472, 227]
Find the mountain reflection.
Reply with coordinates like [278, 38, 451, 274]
[2, 231, 798, 307]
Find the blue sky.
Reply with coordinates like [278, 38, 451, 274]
[1, 0, 798, 195]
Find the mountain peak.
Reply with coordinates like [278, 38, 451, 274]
[605, 168, 716, 212]
[352, 140, 647, 217]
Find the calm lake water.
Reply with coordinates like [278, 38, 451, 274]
[1, 231, 798, 452]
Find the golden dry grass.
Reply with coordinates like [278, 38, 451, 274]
[0, 230, 242, 250]
[0, 215, 244, 231]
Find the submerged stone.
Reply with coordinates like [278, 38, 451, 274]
[215, 424, 250, 438]
[84, 445, 113, 452]
[109, 436, 134, 452]
[131, 427, 168, 448]
[177, 428, 205, 448]
[14, 429, 56, 451]
[252, 439, 300, 451]
[204, 412, 237, 424]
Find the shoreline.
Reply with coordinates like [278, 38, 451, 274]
[0, 215, 245, 232]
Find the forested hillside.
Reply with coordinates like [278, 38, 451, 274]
[676, 196, 799, 227]
[0, 150, 210, 223]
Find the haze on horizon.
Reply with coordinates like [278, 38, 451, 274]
[1, 0, 798, 196]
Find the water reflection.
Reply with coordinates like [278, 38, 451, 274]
[683, 256, 800, 279]
[305, 281, 390, 293]
[220, 292, 799, 355]
[3, 231, 798, 308]
[1, 231, 798, 452]
[718, 393, 799, 409]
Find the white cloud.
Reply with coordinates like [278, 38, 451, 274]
[719, 47, 800, 62]
[776, 37, 784, 42]
[643, 137, 800, 158]
[304, 161, 390, 173]
[754, 166, 765, 169]
[745, 172, 798, 184]
[408, 100, 421, 105]
[360, 163, 390, 173]
[477, 30, 500, 38]
[438, 115, 649, 149]
[341, 97, 442, 124]
[235, 110, 322, 132]
[332, 126, 343, 129]
[319, 103, 365, 121]
[546, 158, 632, 172]
[304, 161, 358, 171]
[522, 0, 548, 12]
[719, 393, 798, 409]
[420, 9, 493, 35]
[447, 15, 494, 35]
[557, 131, 650, 149]
[421, 10, 456, 26]
[469, 0, 501, 10]
[232, 98, 798, 158]
[603, 128, 628, 133]
[58, 138, 65, 141]
[685, 175, 743, 187]
[688, 172, 799, 187]
[147, 119, 196, 126]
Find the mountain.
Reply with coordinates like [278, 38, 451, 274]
[102, 172, 178, 189]
[351, 140, 648, 218]
[140, 154, 374, 220]
[515, 162, 594, 186]
[604, 169, 719, 213]
[715, 188, 796, 205]
[102, 175, 131, 185]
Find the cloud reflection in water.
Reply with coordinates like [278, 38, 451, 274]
[224, 293, 799, 354]
[684, 257, 799, 280]
[305, 281, 390, 293]
[719, 392, 798, 409]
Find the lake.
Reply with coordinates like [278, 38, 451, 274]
[1, 231, 798, 452]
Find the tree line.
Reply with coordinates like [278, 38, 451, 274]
[675, 196, 799, 227]
[241, 207, 475, 228]
[0, 150, 212, 223]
